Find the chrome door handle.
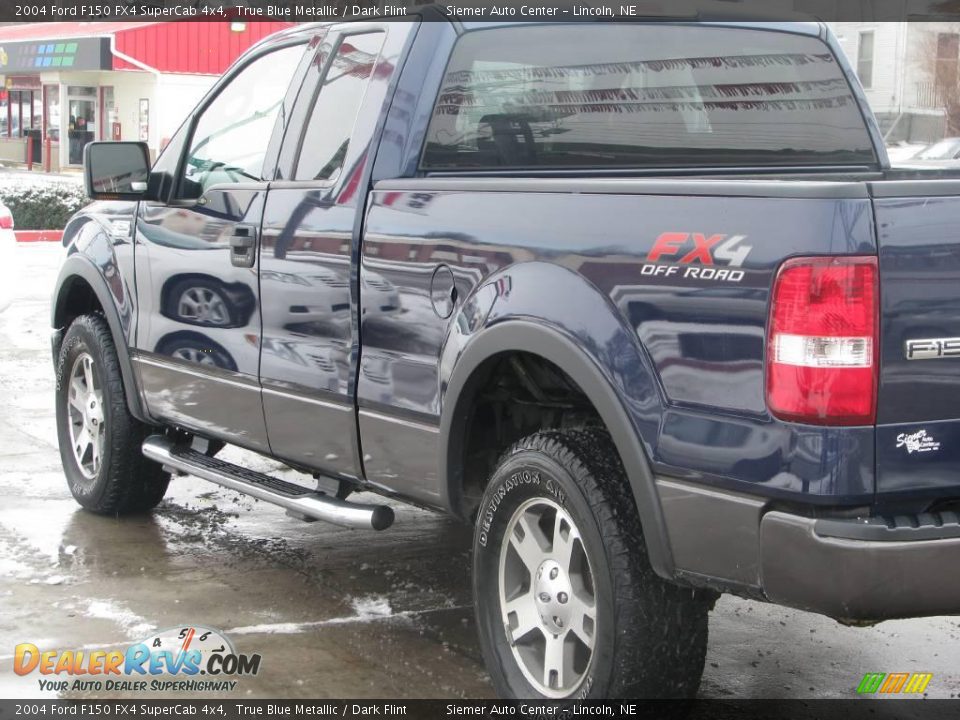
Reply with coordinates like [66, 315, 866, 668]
[229, 225, 258, 268]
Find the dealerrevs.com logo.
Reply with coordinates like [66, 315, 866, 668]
[14, 625, 261, 693]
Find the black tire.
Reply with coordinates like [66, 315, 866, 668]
[55, 314, 169, 514]
[473, 428, 710, 699]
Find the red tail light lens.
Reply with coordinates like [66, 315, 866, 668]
[0, 211, 13, 229]
[767, 256, 878, 426]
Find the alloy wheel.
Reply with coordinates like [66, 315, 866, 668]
[498, 497, 597, 697]
[177, 286, 230, 326]
[67, 352, 105, 480]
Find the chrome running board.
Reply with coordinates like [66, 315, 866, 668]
[142, 435, 394, 531]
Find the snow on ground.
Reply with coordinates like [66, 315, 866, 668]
[0, 168, 82, 192]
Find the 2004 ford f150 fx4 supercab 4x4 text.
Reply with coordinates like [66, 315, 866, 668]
[50, 14, 960, 699]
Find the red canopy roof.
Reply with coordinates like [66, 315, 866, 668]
[0, 21, 294, 75]
[0, 22, 156, 42]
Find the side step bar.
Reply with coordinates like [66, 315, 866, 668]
[142, 435, 394, 531]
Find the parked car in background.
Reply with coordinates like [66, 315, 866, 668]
[914, 137, 960, 161]
[0, 202, 16, 313]
[893, 138, 960, 170]
[884, 141, 928, 163]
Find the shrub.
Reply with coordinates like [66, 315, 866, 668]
[0, 180, 88, 230]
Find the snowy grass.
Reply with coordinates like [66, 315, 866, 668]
[0, 172, 87, 230]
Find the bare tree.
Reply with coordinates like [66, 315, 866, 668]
[914, 22, 960, 134]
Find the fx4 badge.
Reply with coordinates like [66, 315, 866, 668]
[905, 337, 960, 360]
[642, 232, 753, 284]
[896, 430, 941, 454]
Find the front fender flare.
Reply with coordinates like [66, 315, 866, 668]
[439, 319, 675, 580]
[52, 252, 148, 423]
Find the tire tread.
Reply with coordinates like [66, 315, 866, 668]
[492, 427, 709, 698]
[56, 313, 168, 515]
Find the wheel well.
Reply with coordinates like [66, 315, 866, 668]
[54, 276, 104, 329]
[454, 351, 604, 519]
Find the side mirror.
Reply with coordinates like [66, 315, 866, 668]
[83, 141, 151, 200]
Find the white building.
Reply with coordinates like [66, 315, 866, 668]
[0, 21, 291, 171]
[830, 22, 960, 142]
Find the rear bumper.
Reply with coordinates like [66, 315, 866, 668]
[759, 511, 960, 621]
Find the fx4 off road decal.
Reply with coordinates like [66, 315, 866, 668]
[642, 232, 753, 283]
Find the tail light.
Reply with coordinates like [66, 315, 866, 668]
[0, 210, 13, 229]
[766, 256, 878, 426]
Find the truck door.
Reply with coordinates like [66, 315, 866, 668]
[133, 40, 310, 452]
[259, 23, 414, 479]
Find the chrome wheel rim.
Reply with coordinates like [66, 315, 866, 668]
[498, 497, 596, 698]
[67, 352, 105, 480]
[177, 287, 229, 325]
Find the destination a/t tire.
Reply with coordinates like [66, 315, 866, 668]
[55, 313, 169, 514]
[473, 427, 711, 699]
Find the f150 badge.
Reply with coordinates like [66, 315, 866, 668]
[905, 337, 960, 360]
[642, 232, 752, 283]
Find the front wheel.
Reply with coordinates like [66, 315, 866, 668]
[55, 314, 169, 514]
[473, 428, 710, 699]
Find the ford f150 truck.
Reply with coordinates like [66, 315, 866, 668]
[51, 14, 960, 699]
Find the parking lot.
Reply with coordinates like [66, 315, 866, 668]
[2, 243, 960, 702]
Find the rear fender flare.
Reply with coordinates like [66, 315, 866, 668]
[438, 262, 673, 578]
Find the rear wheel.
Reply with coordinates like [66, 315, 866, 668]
[55, 314, 169, 514]
[473, 428, 711, 699]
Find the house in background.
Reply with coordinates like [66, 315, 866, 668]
[830, 22, 960, 143]
[0, 21, 292, 172]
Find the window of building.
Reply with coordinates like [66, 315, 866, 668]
[293, 32, 385, 182]
[101, 87, 116, 140]
[0, 89, 42, 139]
[936, 33, 960, 98]
[44, 86, 60, 142]
[179, 42, 306, 198]
[32, 91, 41, 132]
[421, 25, 876, 171]
[857, 31, 875, 89]
[9, 93, 20, 138]
[67, 86, 97, 165]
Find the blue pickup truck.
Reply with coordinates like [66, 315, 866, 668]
[50, 15, 960, 699]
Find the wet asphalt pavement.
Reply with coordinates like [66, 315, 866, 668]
[2, 243, 960, 703]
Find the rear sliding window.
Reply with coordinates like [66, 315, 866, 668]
[421, 25, 876, 171]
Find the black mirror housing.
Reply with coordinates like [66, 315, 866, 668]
[83, 142, 152, 200]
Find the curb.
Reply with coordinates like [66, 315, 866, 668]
[15, 230, 63, 243]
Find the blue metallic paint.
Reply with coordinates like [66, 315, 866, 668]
[361, 186, 877, 504]
[52, 200, 144, 420]
[875, 194, 960, 500]
[52, 17, 960, 616]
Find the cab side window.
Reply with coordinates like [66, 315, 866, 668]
[294, 32, 385, 183]
[179, 43, 305, 199]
